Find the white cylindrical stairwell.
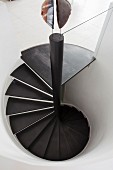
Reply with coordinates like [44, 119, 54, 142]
[1, 1, 113, 170]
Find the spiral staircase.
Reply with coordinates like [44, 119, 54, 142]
[5, 35, 95, 160]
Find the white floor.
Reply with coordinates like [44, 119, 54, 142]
[0, 0, 112, 51]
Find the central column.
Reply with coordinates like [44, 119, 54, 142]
[49, 33, 64, 117]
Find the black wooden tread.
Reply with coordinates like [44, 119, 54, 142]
[65, 125, 89, 146]
[69, 125, 88, 151]
[59, 123, 72, 160]
[63, 124, 82, 157]
[21, 44, 95, 88]
[60, 105, 85, 121]
[10, 109, 54, 134]
[65, 120, 90, 136]
[6, 98, 53, 116]
[21, 45, 52, 88]
[16, 114, 55, 148]
[29, 118, 56, 158]
[6, 80, 53, 103]
[24, 62, 52, 90]
[11, 63, 53, 96]
[44, 119, 60, 161]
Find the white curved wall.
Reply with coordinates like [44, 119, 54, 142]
[1, 1, 113, 170]
[0, 2, 33, 164]
[65, 1, 113, 167]
[0, 1, 20, 158]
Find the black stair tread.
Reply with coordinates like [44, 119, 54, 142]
[61, 105, 85, 122]
[29, 118, 56, 158]
[10, 109, 54, 134]
[62, 44, 95, 85]
[11, 63, 53, 96]
[6, 98, 53, 116]
[65, 124, 88, 142]
[65, 117, 89, 126]
[64, 125, 89, 151]
[21, 44, 95, 87]
[63, 124, 88, 157]
[59, 122, 72, 160]
[21, 45, 52, 88]
[21, 45, 52, 87]
[63, 111, 85, 122]
[6, 80, 53, 102]
[65, 119, 90, 136]
[16, 114, 55, 148]
[44, 119, 60, 161]
[62, 124, 81, 157]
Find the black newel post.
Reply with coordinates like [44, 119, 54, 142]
[49, 33, 64, 117]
